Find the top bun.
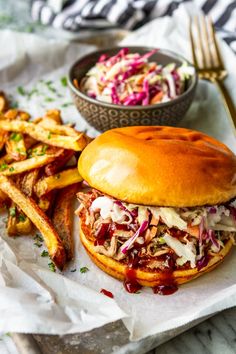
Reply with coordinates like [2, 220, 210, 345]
[78, 126, 236, 207]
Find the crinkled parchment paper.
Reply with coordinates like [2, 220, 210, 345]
[0, 6, 236, 341]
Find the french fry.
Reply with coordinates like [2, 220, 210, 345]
[0, 189, 8, 208]
[6, 132, 27, 161]
[21, 169, 40, 196]
[38, 117, 79, 137]
[16, 216, 33, 235]
[15, 170, 40, 235]
[24, 135, 38, 149]
[45, 109, 62, 124]
[7, 202, 18, 236]
[0, 92, 8, 112]
[18, 169, 40, 233]
[28, 144, 63, 158]
[0, 120, 87, 151]
[0, 175, 66, 269]
[52, 184, 79, 261]
[38, 192, 55, 214]
[44, 149, 74, 176]
[0, 137, 38, 168]
[4, 109, 30, 121]
[6, 176, 31, 236]
[34, 168, 83, 197]
[0, 154, 13, 169]
[0, 129, 8, 151]
[0, 152, 62, 176]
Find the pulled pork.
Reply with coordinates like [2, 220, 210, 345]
[77, 190, 236, 271]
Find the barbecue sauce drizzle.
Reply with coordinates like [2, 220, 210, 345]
[124, 252, 178, 295]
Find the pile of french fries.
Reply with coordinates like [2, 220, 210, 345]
[0, 91, 87, 270]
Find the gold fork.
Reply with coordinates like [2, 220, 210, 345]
[189, 15, 236, 133]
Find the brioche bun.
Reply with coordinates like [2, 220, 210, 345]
[78, 126, 236, 207]
[79, 221, 233, 287]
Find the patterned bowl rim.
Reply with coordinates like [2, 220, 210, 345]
[68, 46, 198, 110]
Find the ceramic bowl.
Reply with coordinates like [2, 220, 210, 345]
[68, 46, 197, 132]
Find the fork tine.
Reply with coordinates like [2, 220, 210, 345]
[207, 17, 224, 69]
[199, 15, 212, 68]
[194, 16, 207, 69]
[189, 18, 199, 68]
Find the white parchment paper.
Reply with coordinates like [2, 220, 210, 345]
[0, 6, 236, 341]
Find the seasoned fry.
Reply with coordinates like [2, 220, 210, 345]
[0, 120, 87, 151]
[0, 92, 8, 112]
[15, 170, 40, 235]
[6, 132, 27, 161]
[16, 216, 33, 235]
[0, 129, 8, 151]
[7, 202, 17, 236]
[0, 189, 8, 208]
[45, 109, 62, 124]
[28, 144, 64, 158]
[52, 184, 79, 261]
[44, 149, 74, 176]
[39, 117, 79, 137]
[0, 152, 61, 176]
[38, 192, 55, 214]
[35, 168, 83, 197]
[21, 169, 40, 196]
[0, 175, 66, 269]
[4, 109, 30, 121]
[24, 135, 38, 149]
[0, 154, 13, 169]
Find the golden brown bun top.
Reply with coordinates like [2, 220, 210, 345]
[78, 126, 236, 207]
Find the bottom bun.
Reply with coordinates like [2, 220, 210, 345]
[79, 223, 234, 287]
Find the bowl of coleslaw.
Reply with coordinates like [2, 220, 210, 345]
[68, 46, 197, 132]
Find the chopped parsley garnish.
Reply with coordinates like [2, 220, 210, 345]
[61, 102, 73, 108]
[9, 167, 15, 172]
[45, 97, 55, 102]
[17, 86, 26, 96]
[0, 163, 8, 171]
[47, 132, 51, 139]
[18, 214, 26, 222]
[48, 86, 57, 94]
[28, 88, 39, 98]
[42, 145, 48, 153]
[80, 266, 89, 273]
[48, 262, 56, 272]
[34, 233, 43, 247]
[9, 207, 16, 217]
[41, 250, 49, 257]
[37, 145, 48, 156]
[16, 148, 26, 156]
[60, 76, 67, 87]
[10, 132, 22, 142]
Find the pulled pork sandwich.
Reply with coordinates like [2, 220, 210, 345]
[76, 126, 236, 294]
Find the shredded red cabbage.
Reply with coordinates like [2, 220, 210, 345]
[121, 220, 149, 254]
[208, 207, 217, 214]
[208, 229, 220, 250]
[142, 79, 149, 105]
[98, 54, 108, 63]
[197, 255, 209, 271]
